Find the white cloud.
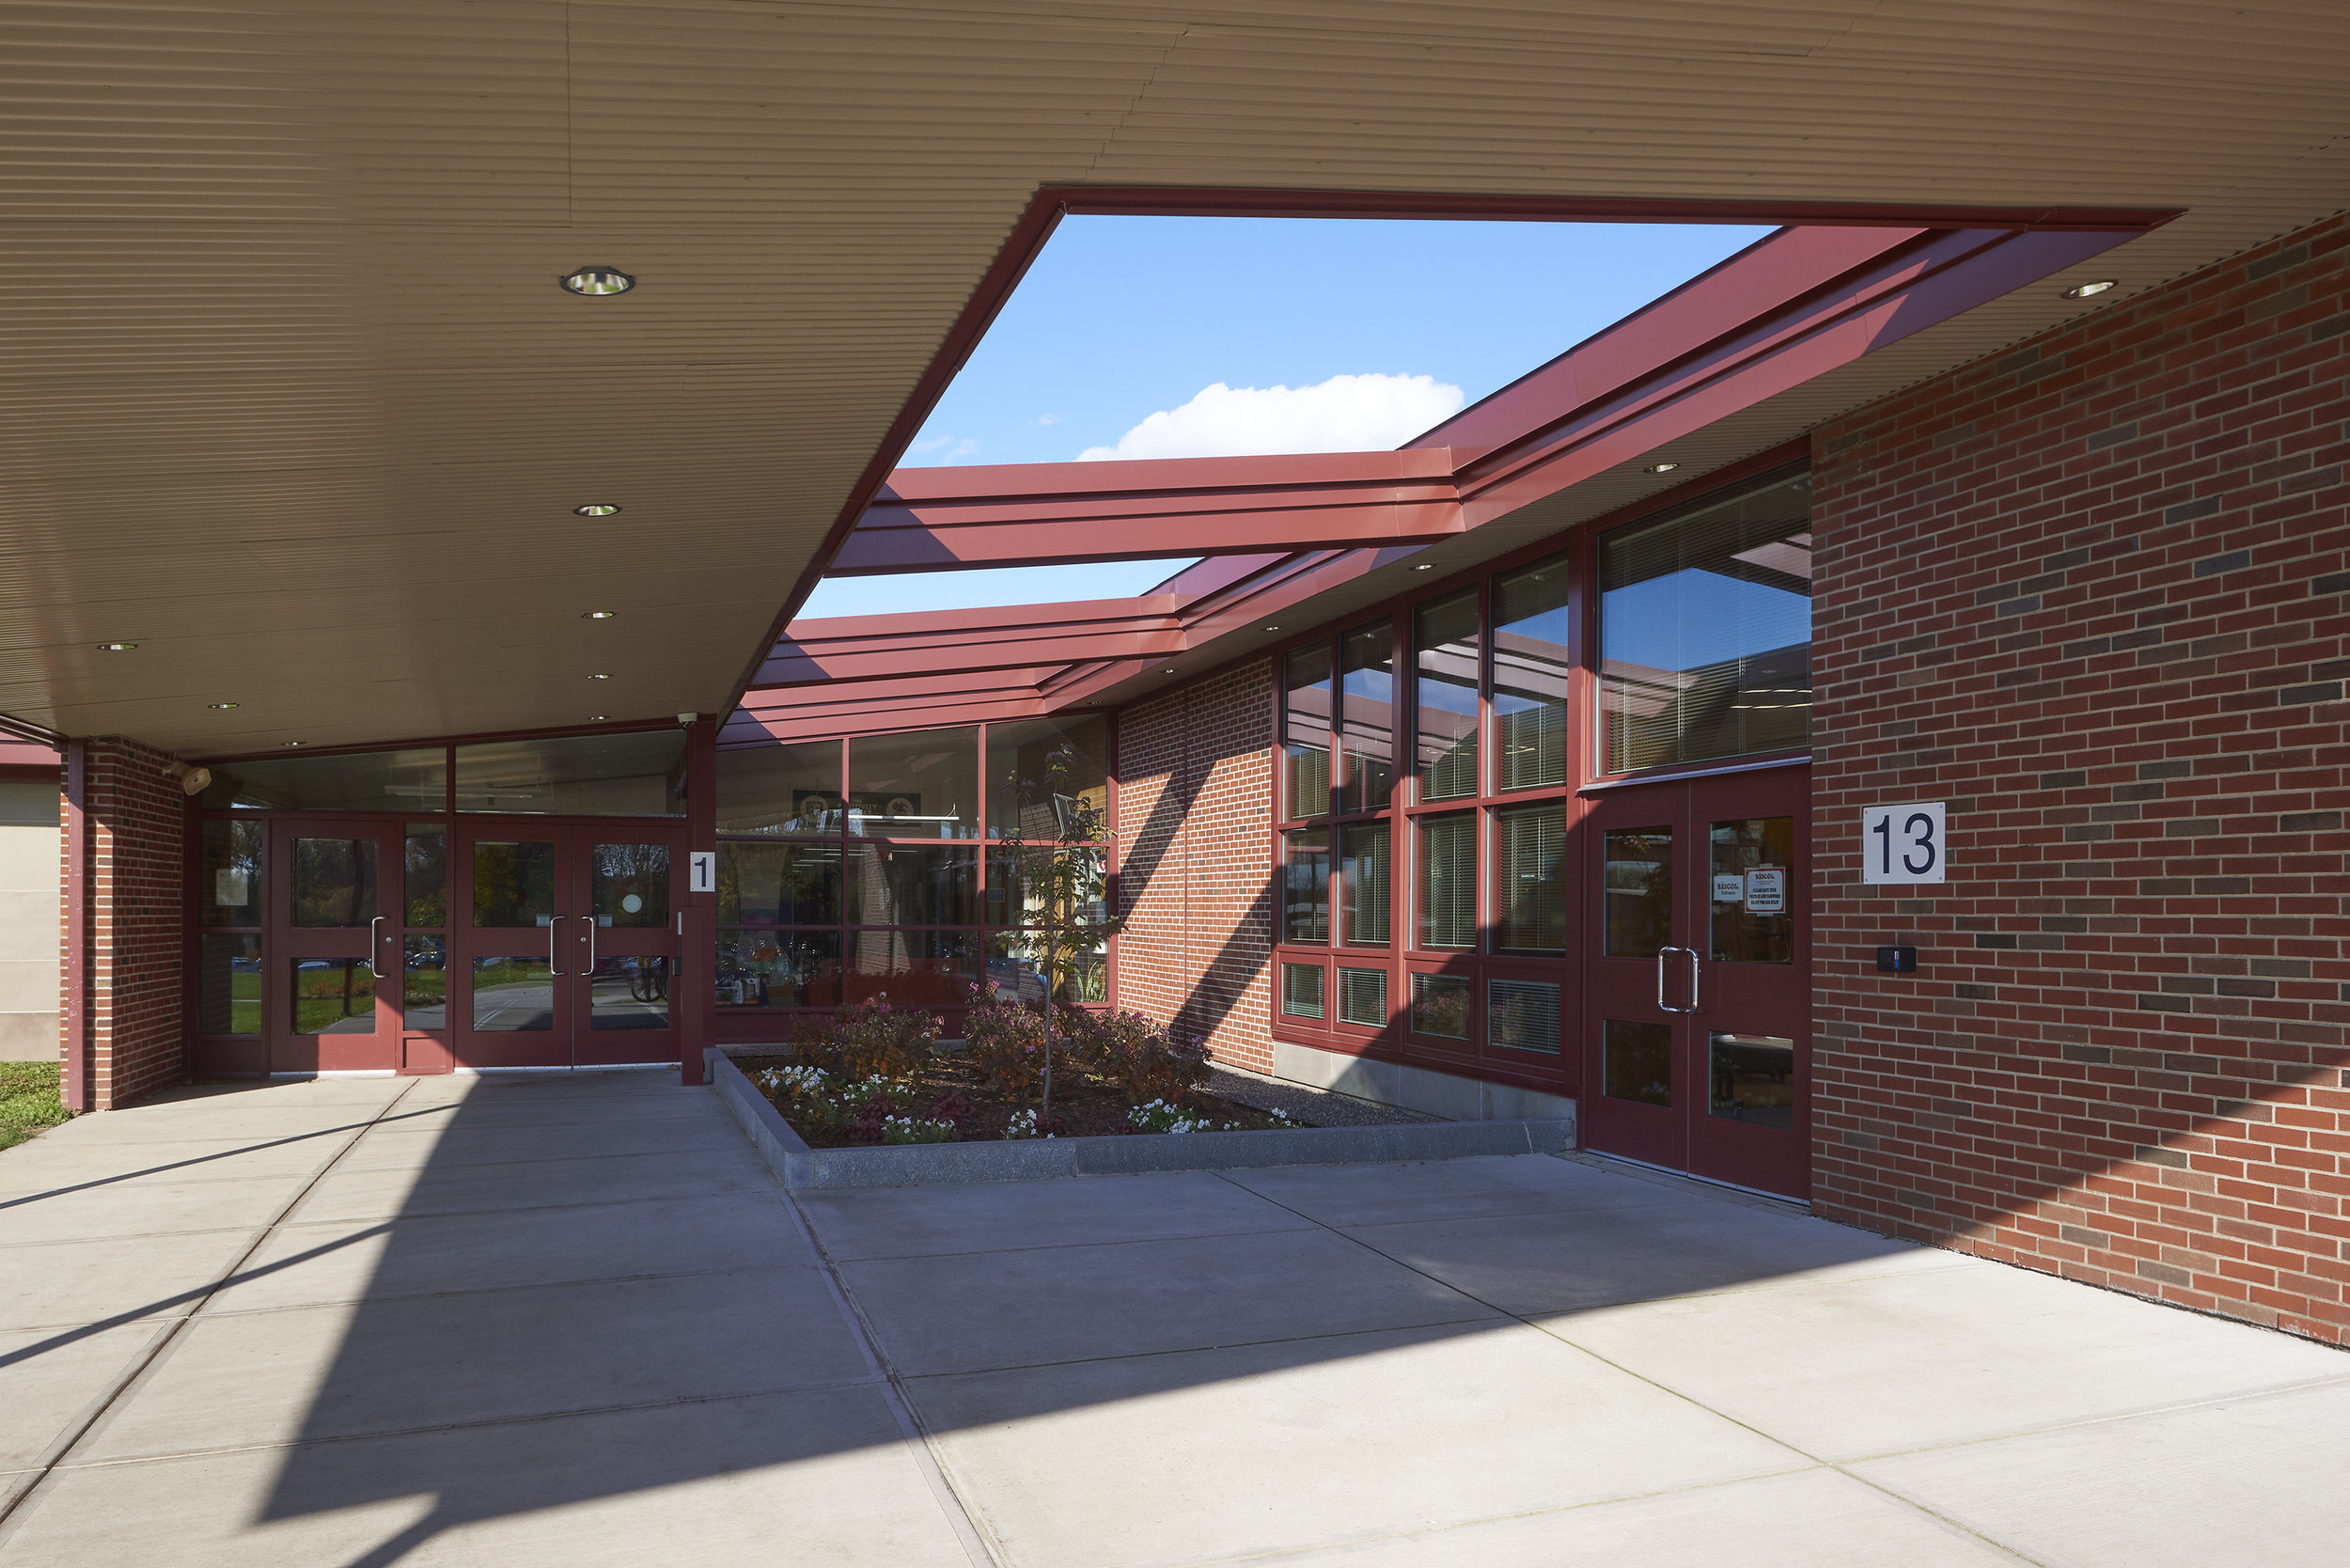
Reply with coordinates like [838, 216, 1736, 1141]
[1077, 372, 1464, 462]
[905, 434, 982, 464]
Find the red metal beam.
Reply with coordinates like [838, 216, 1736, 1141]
[831, 450, 1460, 573]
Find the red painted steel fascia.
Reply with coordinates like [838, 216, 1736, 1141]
[776, 594, 1180, 643]
[736, 668, 1059, 713]
[723, 694, 1048, 745]
[62, 739, 87, 1114]
[755, 626, 1182, 687]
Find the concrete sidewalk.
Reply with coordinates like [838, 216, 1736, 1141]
[1, 1073, 2344, 1565]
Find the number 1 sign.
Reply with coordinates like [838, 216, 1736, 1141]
[1861, 802, 1946, 885]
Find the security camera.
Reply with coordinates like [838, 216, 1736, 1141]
[676, 711, 697, 728]
[166, 761, 212, 796]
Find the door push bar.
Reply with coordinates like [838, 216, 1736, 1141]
[549, 914, 567, 977]
[1657, 946, 1700, 1014]
[367, 916, 385, 980]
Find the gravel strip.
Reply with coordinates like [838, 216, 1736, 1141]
[1206, 1062, 1444, 1127]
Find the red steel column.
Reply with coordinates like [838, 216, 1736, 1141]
[61, 739, 88, 1113]
[680, 713, 718, 1086]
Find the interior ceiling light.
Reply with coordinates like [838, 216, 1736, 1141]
[582, 610, 619, 619]
[207, 701, 238, 710]
[573, 504, 620, 517]
[559, 267, 634, 297]
[2064, 279, 2117, 299]
[96, 641, 135, 651]
[1644, 461, 1681, 474]
[588, 673, 613, 681]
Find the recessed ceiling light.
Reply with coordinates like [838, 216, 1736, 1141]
[1163, 668, 1177, 675]
[573, 504, 620, 517]
[588, 673, 613, 681]
[1412, 563, 1435, 571]
[1644, 462, 1681, 475]
[1262, 625, 1279, 633]
[582, 610, 619, 619]
[283, 740, 304, 747]
[589, 714, 607, 721]
[559, 267, 634, 297]
[2063, 279, 2117, 299]
[96, 641, 135, 651]
[207, 701, 238, 710]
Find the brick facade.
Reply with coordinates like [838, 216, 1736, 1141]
[1114, 658, 1278, 1073]
[1810, 213, 2350, 1343]
[65, 737, 188, 1108]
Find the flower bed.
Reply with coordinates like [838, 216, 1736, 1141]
[737, 990, 1297, 1147]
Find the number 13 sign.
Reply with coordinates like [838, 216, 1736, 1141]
[1862, 802, 1946, 885]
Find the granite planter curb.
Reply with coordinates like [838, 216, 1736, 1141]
[707, 1049, 1574, 1190]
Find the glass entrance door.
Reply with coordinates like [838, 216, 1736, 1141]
[1582, 766, 1809, 1198]
[448, 823, 682, 1070]
[270, 818, 402, 1074]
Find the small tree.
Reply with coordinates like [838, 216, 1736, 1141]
[994, 741, 1122, 1120]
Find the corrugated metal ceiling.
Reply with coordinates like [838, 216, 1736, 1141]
[1, 1, 2343, 752]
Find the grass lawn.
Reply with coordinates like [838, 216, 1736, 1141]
[0, 1060, 70, 1152]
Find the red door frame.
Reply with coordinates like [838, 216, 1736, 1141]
[1580, 763, 1810, 1198]
[269, 815, 404, 1075]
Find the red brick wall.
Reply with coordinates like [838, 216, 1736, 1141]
[1114, 659, 1277, 1073]
[67, 738, 187, 1107]
[1810, 212, 2350, 1344]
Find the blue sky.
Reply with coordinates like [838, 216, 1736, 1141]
[798, 215, 1771, 621]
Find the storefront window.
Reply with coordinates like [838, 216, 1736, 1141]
[1414, 592, 1479, 802]
[1599, 470, 1811, 774]
[1338, 623, 1395, 814]
[848, 728, 978, 839]
[1283, 645, 1333, 820]
[715, 740, 842, 835]
[1492, 553, 1572, 792]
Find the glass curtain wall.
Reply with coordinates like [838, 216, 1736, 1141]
[1272, 464, 1811, 1075]
[715, 714, 1111, 1015]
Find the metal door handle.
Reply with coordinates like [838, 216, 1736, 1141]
[1657, 945, 1700, 1014]
[548, 915, 567, 977]
[367, 916, 385, 979]
[585, 916, 597, 977]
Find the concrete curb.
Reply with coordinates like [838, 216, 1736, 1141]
[708, 1049, 1574, 1190]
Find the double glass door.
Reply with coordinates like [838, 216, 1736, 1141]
[446, 824, 682, 1069]
[1583, 766, 1809, 1198]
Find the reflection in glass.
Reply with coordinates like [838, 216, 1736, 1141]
[590, 842, 669, 928]
[1495, 804, 1565, 954]
[290, 839, 378, 928]
[1493, 552, 1573, 792]
[715, 740, 842, 835]
[1410, 972, 1471, 1039]
[473, 840, 556, 928]
[1417, 814, 1476, 950]
[200, 820, 263, 927]
[1710, 1032, 1794, 1127]
[1710, 817, 1795, 964]
[1281, 828, 1329, 945]
[289, 959, 376, 1035]
[847, 842, 979, 925]
[1602, 828, 1672, 958]
[1283, 644, 1332, 819]
[718, 841, 841, 925]
[1340, 823, 1390, 947]
[1414, 591, 1479, 802]
[1338, 622, 1394, 814]
[405, 825, 446, 928]
[846, 929, 978, 1007]
[716, 930, 842, 1009]
[1337, 966, 1388, 1028]
[987, 715, 1108, 842]
[986, 848, 1106, 929]
[1282, 963, 1325, 1019]
[472, 957, 556, 1030]
[402, 936, 447, 1029]
[455, 731, 686, 816]
[1604, 1018, 1673, 1105]
[200, 746, 446, 811]
[1487, 978, 1559, 1055]
[987, 931, 1104, 1004]
[1600, 470, 1811, 774]
[588, 956, 671, 1029]
[848, 727, 978, 839]
[197, 933, 262, 1034]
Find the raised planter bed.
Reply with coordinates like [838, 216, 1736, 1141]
[707, 1049, 1574, 1190]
